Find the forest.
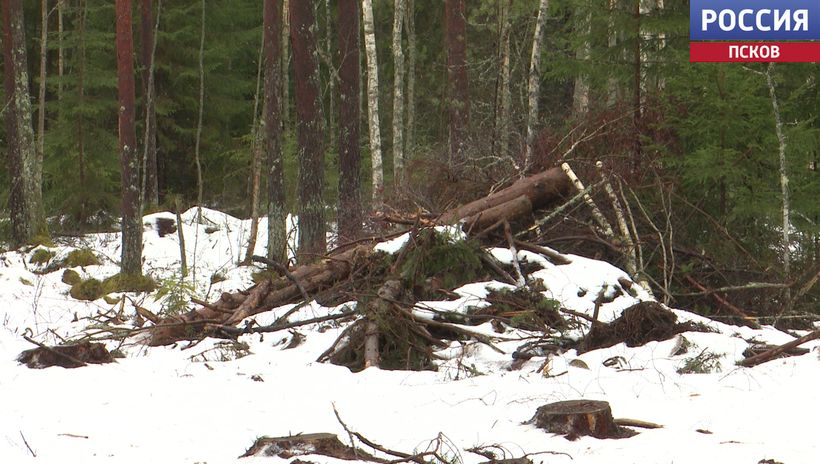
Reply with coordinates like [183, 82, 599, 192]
[2, 0, 818, 322]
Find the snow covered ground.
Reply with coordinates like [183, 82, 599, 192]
[1, 208, 817, 464]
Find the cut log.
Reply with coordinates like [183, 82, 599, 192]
[464, 195, 532, 234]
[528, 399, 632, 439]
[240, 433, 381, 461]
[440, 167, 571, 224]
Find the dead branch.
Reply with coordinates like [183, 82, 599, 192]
[614, 418, 663, 429]
[684, 276, 761, 329]
[513, 240, 572, 265]
[674, 281, 790, 297]
[738, 328, 820, 367]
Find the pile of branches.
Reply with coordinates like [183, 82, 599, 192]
[147, 168, 574, 351]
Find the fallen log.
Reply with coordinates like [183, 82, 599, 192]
[738, 328, 820, 367]
[440, 167, 572, 224]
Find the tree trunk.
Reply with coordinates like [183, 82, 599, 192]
[766, 63, 792, 302]
[3, 0, 47, 246]
[631, 0, 642, 169]
[57, 0, 64, 99]
[493, 0, 512, 160]
[281, 0, 290, 127]
[445, 0, 469, 163]
[525, 0, 549, 170]
[361, 0, 384, 207]
[194, 0, 205, 218]
[116, 0, 142, 275]
[76, 0, 87, 223]
[403, 0, 416, 161]
[242, 28, 266, 266]
[37, 0, 47, 168]
[264, 0, 286, 264]
[140, 0, 159, 207]
[572, 5, 590, 117]
[391, 0, 405, 187]
[337, 0, 363, 242]
[290, 0, 327, 264]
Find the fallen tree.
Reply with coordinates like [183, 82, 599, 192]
[147, 167, 573, 346]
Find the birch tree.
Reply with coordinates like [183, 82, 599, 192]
[493, 0, 512, 159]
[2, 0, 47, 245]
[361, 0, 383, 206]
[572, 4, 590, 116]
[403, 0, 416, 160]
[115, 0, 142, 275]
[524, 0, 549, 170]
[765, 63, 792, 301]
[391, 0, 405, 186]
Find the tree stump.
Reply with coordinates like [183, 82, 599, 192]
[528, 400, 632, 440]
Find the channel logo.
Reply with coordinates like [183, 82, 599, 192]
[690, 0, 820, 62]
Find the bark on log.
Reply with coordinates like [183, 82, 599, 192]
[528, 399, 629, 439]
[440, 167, 571, 224]
[465, 195, 532, 233]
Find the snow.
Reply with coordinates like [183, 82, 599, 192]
[1, 210, 818, 464]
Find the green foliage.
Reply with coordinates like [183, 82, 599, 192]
[677, 349, 724, 374]
[29, 248, 56, 265]
[398, 229, 485, 298]
[61, 269, 82, 286]
[153, 277, 197, 316]
[63, 248, 101, 267]
[480, 286, 566, 331]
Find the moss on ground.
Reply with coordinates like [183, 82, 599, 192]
[29, 248, 56, 265]
[61, 269, 82, 286]
[102, 273, 158, 293]
[70, 278, 105, 301]
[63, 248, 101, 267]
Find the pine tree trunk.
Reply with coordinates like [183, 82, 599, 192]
[337, 0, 363, 242]
[766, 63, 792, 302]
[324, 0, 334, 147]
[391, 0, 405, 187]
[361, 0, 384, 207]
[493, 0, 511, 160]
[57, 0, 64, 99]
[140, 0, 159, 208]
[403, 0, 416, 160]
[243, 28, 266, 266]
[116, 0, 142, 275]
[264, 0, 286, 264]
[445, 0, 469, 164]
[631, 0, 642, 168]
[525, 0, 549, 170]
[290, 0, 327, 264]
[37, 0, 48, 166]
[3, 0, 47, 245]
[281, 0, 290, 127]
[194, 0, 205, 218]
[606, 0, 619, 105]
[76, 0, 87, 223]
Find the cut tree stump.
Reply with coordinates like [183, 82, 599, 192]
[240, 433, 381, 461]
[528, 400, 633, 440]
